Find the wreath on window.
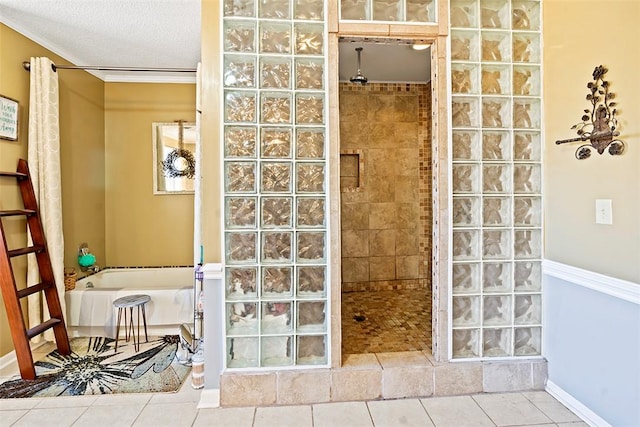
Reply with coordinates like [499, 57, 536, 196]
[162, 120, 196, 179]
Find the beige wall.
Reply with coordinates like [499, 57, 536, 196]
[0, 24, 105, 357]
[543, 1, 640, 283]
[339, 82, 432, 290]
[104, 83, 196, 266]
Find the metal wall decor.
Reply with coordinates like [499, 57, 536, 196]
[555, 65, 625, 159]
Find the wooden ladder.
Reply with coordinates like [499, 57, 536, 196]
[0, 159, 70, 380]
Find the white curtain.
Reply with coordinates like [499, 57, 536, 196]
[27, 57, 65, 342]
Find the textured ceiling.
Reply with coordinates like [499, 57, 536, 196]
[0, 1, 430, 84]
[0, 0, 201, 82]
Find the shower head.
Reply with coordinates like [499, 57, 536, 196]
[349, 47, 368, 85]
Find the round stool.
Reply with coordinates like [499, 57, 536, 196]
[113, 294, 151, 352]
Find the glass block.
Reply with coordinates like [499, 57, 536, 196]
[294, 0, 324, 20]
[514, 229, 542, 259]
[483, 196, 511, 226]
[513, 196, 541, 226]
[295, 59, 324, 89]
[226, 232, 257, 263]
[482, 131, 510, 160]
[452, 164, 480, 194]
[513, 65, 541, 96]
[297, 231, 325, 262]
[260, 22, 291, 54]
[260, 57, 291, 89]
[297, 266, 326, 297]
[262, 302, 292, 334]
[261, 231, 293, 262]
[225, 91, 257, 123]
[261, 92, 291, 124]
[453, 196, 481, 227]
[483, 262, 513, 293]
[483, 164, 511, 193]
[226, 267, 258, 299]
[226, 197, 256, 229]
[224, 20, 256, 52]
[452, 328, 481, 358]
[514, 294, 541, 325]
[513, 98, 541, 129]
[452, 97, 480, 128]
[452, 229, 480, 260]
[481, 31, 510, 62]
[481, 64, 510, 95]
[224, 55, 256, 88]
[261, 336, 292, 366]
[297, 301, 326, 332]
[296, 163, 325, 193]
[452, 262, 481, 294]
[224, 0, 255, 17]
[227, 337, 258, 368]
[296, 128, 325, 159]
[451, 30, 480, 61]
[261, 162, 292, 193]
[373, 0, 401, 21]
[406, 0, 435, 22]
[483, 295, 512, 326]
[296, 94, 324, 124]
[341, 0, 368, 20]
[225, 126, 257, 158]
[483, 229, 511, 259]
[259, 0, 289, 19]
[297, 197, 326, 227]
[261, 197, 293, 228]
[512, 1, 541, 31]
[452, 131, 480, 161]
[482, 97, 510, 128]
[513, 163, 541, 194]
[483, 328, 511, 356]
[514, 261, 541, 292]
[227, 302, 258, 335]
[450, 0, 478, 27]
[514, 327, 541, 356]
[452, 296, 481, 327]
[480, 0, 509, 29]
[297, 335, 327, 365]
[513, 131, 541, 161]
[451, 63, 479, 94]
[261, 128, 292, 158]
[513, 33, 541, 63]
[262, 266, 293, 297]
[225, 161, 256, 193]
[294, 23, 324, 55]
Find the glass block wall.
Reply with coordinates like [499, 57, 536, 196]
[449, 0, 542, 358]
[222, 0, 329, 368]
[340, 0, 437, 22]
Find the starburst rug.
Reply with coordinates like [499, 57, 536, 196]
[0, 335, 190, 398]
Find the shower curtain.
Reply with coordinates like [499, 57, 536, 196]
[26, 57, 65, 342]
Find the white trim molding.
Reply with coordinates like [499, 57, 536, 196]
[543, 260, 640, 305]
[546, 380, 612, 427]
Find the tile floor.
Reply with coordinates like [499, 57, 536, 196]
[0, 343, 586, 426]
[342, 288, 432, 354]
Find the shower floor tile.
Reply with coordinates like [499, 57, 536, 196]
[341, 288, 432, 354]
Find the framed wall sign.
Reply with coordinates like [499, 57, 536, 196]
[0, 95, 19, 141]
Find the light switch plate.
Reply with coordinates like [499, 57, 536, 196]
[595, 199, 613, 224]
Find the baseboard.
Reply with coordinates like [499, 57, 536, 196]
[0, 341, 48, 371]
[198, 388, 220, 408]
[546, 380, 611, 427]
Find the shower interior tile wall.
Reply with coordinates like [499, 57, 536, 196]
[222, 0, 329, 369]
[449, 0, 542, 359]
[339, 82, 432, 292]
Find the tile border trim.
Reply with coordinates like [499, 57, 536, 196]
[546, 380, 612, 427]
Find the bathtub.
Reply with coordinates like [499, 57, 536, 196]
[65, 267, 195, 338]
